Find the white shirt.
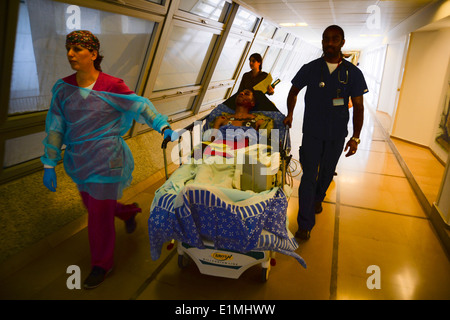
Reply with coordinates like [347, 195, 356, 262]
[326, 61, 339, 74]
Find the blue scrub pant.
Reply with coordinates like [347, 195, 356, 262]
[297, 134, 346, 231]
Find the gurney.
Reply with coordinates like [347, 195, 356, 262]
[148, 92, 306, 282]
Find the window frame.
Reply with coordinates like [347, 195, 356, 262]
[0, 0, 301, 184]
[0, 0, 166, 183]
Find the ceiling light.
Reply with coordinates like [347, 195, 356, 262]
[280, 22, 308, 27]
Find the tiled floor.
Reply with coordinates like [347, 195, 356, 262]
[391, 137, 445, 206]
[0, 82, 449, 300]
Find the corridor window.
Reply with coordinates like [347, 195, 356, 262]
[273, 29, 288, 42]
[263, 46, 281, 73]
[258, 21, 276, 39]
[211, 35, 248, 82]
[178, 0, 228, 22]
[3, 132, 47, 168]
[233, 7, 259, 32]
[271, 48, 291, 79]
[152, 96, 196, 116]
[153, 25, 217, 91]
[8, 0, 156, 115]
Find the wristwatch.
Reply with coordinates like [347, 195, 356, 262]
[351, 137, 361, 144]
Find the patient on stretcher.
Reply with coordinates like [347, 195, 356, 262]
[212, 89, 272, 130]
[147, 88, 307, 268]
[182, 89, 277, 192]
[200, 89, 274, 162]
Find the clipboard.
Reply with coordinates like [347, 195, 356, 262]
[253, 73, 273, 93]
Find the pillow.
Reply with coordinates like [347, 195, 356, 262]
[223, 91, 280, 112]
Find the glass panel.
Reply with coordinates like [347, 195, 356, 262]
[154, 25, 216, 91]
[249, 43, 267, 59]
[178, 0, 227, 22]
[3, 132, 47, 167]
[211, 35, 247, 82]
[258, 21, 276, 39]
[287, 34, 297, 46]
[233, 7, 258, 32]
[202, 87, 228, 106]
[263, 46, 281, 73]
[273, 29, 288, 42]
[9, 0, 156, 115]
[271, 48, 290, 79]
[151, 96, 196, 116]
[146, 0, 163, 4]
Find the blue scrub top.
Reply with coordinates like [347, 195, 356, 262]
[291, 57, 368, 140]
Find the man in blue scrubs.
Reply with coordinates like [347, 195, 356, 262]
[283, 25, 368, 240]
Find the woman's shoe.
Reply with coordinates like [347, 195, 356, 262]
[125, 214, 137, 233]
[83, 266, 112, 289]
[125, 203, 140, 233]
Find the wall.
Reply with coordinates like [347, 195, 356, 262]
[436, 161, 450, 224]
[359, 1, 450, 246]
[391, 29, 450, 155]
[362, 0, 450, 134]
[377, 35, 408, 123]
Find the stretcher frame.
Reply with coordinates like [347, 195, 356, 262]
[161, 103, 291, 282]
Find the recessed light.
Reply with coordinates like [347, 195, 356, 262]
[280, 22, 308, 27]
[359, 34, 382, 37]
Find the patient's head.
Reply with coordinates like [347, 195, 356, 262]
[235, 89, 256, 110]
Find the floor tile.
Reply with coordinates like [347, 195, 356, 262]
[337, 206, 450, 300]
[337, 169, 426, 217]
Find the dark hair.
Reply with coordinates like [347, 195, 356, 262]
[249, 53, 263, 71]
[91, 50, 103, 72]
[323, 25, 345, 40]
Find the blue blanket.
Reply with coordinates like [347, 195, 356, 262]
[148, 182, 306, 268]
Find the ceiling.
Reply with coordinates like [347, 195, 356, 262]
[240, 0, 439, 50]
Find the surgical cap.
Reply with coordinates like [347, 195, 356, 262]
[66, 30, 100, 51]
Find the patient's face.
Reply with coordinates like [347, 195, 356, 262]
[236, 89, 256, 110]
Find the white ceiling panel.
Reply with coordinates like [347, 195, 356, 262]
[240, 0, 439, 49]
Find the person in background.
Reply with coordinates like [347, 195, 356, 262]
[238, 53, 275, 95]
[41, 30, 177, 289]
[283, 25, 368, 240]
[212, 89, 272, 132]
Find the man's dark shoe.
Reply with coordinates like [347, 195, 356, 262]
[314, 201, 323, 214]
[83, 266, 112, 289]
[295, 229, 311, 240]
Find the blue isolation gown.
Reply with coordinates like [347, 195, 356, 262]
[41, 79, 170, 200]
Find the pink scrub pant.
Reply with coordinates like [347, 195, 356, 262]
[80, 191, 141, 271]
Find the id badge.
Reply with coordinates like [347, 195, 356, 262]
[333, 97, 344, 106]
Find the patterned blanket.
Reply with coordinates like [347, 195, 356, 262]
[148, 181, 306, 268]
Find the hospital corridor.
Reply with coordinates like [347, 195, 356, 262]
[0, 0, 449, 301]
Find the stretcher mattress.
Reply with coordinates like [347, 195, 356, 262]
[148, 162, 306, 268]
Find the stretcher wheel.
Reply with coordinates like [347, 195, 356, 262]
[178, 254, 189, 269]
[261, 267, 270, 282]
